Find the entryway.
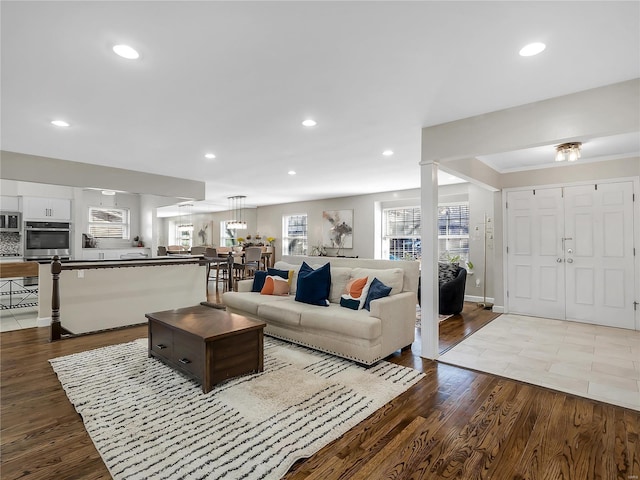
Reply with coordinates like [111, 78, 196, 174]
[506, 180, 636, 330]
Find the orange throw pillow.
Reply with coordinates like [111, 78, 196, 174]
[344, 276, 368, 299]
[261, 275, 290, 296]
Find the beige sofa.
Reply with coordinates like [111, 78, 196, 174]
[222, 256, 419, 365]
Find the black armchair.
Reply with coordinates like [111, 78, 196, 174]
[438, 264, 467, 315]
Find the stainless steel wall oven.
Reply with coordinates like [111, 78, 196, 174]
[24, 221, 71, 260]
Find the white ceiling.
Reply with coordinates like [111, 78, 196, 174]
[2, 1, 639, 214]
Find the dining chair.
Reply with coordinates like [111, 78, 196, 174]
[205, 247, 228, 291]
[190, 246, 206, 256]
[157, 246, 167, 256]
[242, 247, 263, 279]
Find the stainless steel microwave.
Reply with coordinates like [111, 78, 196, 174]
[0, 211, 21, 232]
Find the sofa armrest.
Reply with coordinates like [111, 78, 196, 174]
[237, 279, 254, 292]
[369, 291, 417, 354]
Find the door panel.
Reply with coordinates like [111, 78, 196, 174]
[563, 183, 634, 329]
[507, 188, 564, 319]
[507, 181, 636, 330]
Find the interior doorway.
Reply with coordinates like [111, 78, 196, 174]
[506, 181, 636, 330]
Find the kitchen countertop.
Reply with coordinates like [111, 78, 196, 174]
[0, 261, 39, 278]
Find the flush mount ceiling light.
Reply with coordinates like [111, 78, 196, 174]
[555, 142, 582, 162]
[204, 153, 216, 159]
[101, 190, 116, 196]
[113, 44, 140, 60]
[302, 119, 317, 127]
[382, 150, 394, 156]
[288, 170, 296, 175]
[51, 120, 70, 127]
[227, 195, 247, 230]
[519, 42, 546, 57]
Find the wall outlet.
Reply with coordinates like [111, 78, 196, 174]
[475, 278, 480, 287]
[77, 270, 84, 279]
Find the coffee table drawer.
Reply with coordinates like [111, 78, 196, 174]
[173, 333, 204, 380]
[149, 321, 173, 360]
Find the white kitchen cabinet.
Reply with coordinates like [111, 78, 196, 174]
[0, 196, 20, 211]
[22, 197, 71, 221]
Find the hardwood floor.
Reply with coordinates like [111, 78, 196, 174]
[1, 299, 638, 479]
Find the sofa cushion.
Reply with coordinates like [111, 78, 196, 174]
[222, 291, 289, 316]
[257, 299, 313, 326]
[363, 277, 392, 311]
[261, 275, 290, 296]
[351, 267, 404, 295]
[295, 262, 331, 307]
[300, 304, 381, 340]
[329, 267, 352, 304]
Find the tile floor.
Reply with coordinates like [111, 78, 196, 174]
[439, 313, 640, 411]
[1, 278, 40, 331]
[0, 305, 39, 331]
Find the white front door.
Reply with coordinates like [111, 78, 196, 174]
[506, 181, 636, 329]
[564, 182, 636, 329]
[506, 188, 565, 320]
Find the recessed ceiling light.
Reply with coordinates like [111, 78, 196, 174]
[113, 44, 140, 60]
[519, 42, 546, 57]
[382, 150, 394, 156]
[51, 120, 70, 127]
[204, 153, 216, 159]
[302, 119, 317, 127]
[288, 170, 296, 176]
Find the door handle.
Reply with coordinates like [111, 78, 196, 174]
[566, 258, 574, 264]
[557, 258, 563, 263]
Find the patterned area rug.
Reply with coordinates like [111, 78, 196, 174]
[50, 337, 424, 480]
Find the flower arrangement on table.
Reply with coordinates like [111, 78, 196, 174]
[266, 237, 276, 246]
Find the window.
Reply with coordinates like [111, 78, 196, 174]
[382, 202, 469, 262]
[438, 203, 469, 262]
[383, 207, 421, 260]
[282, 214, 307, 256]
[220, 221, 240, 247]
[88, 207, 129, 239]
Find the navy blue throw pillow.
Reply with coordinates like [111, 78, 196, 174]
[363, 277, 392, 311]
[340, 296, 360, 310]
[295, 262, 331, 307]
[251, 270, 268, 292]
[267, 268, 290, 280]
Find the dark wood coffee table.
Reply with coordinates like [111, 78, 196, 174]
[146, 305, 266, 393]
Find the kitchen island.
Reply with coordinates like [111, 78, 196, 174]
[38, 256, 207, 337]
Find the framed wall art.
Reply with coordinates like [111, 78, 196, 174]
[322, 209, 353, 250]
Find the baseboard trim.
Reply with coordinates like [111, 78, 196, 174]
[464, 295, 495, 304]
[36, 317, 51, 328]
[492, 305, 505, 313]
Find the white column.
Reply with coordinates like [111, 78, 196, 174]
[420, 160, 439, 359]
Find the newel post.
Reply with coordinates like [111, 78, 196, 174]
[50, 256, 62, 342]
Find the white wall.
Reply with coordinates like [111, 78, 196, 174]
[256, 188, 423, 262]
